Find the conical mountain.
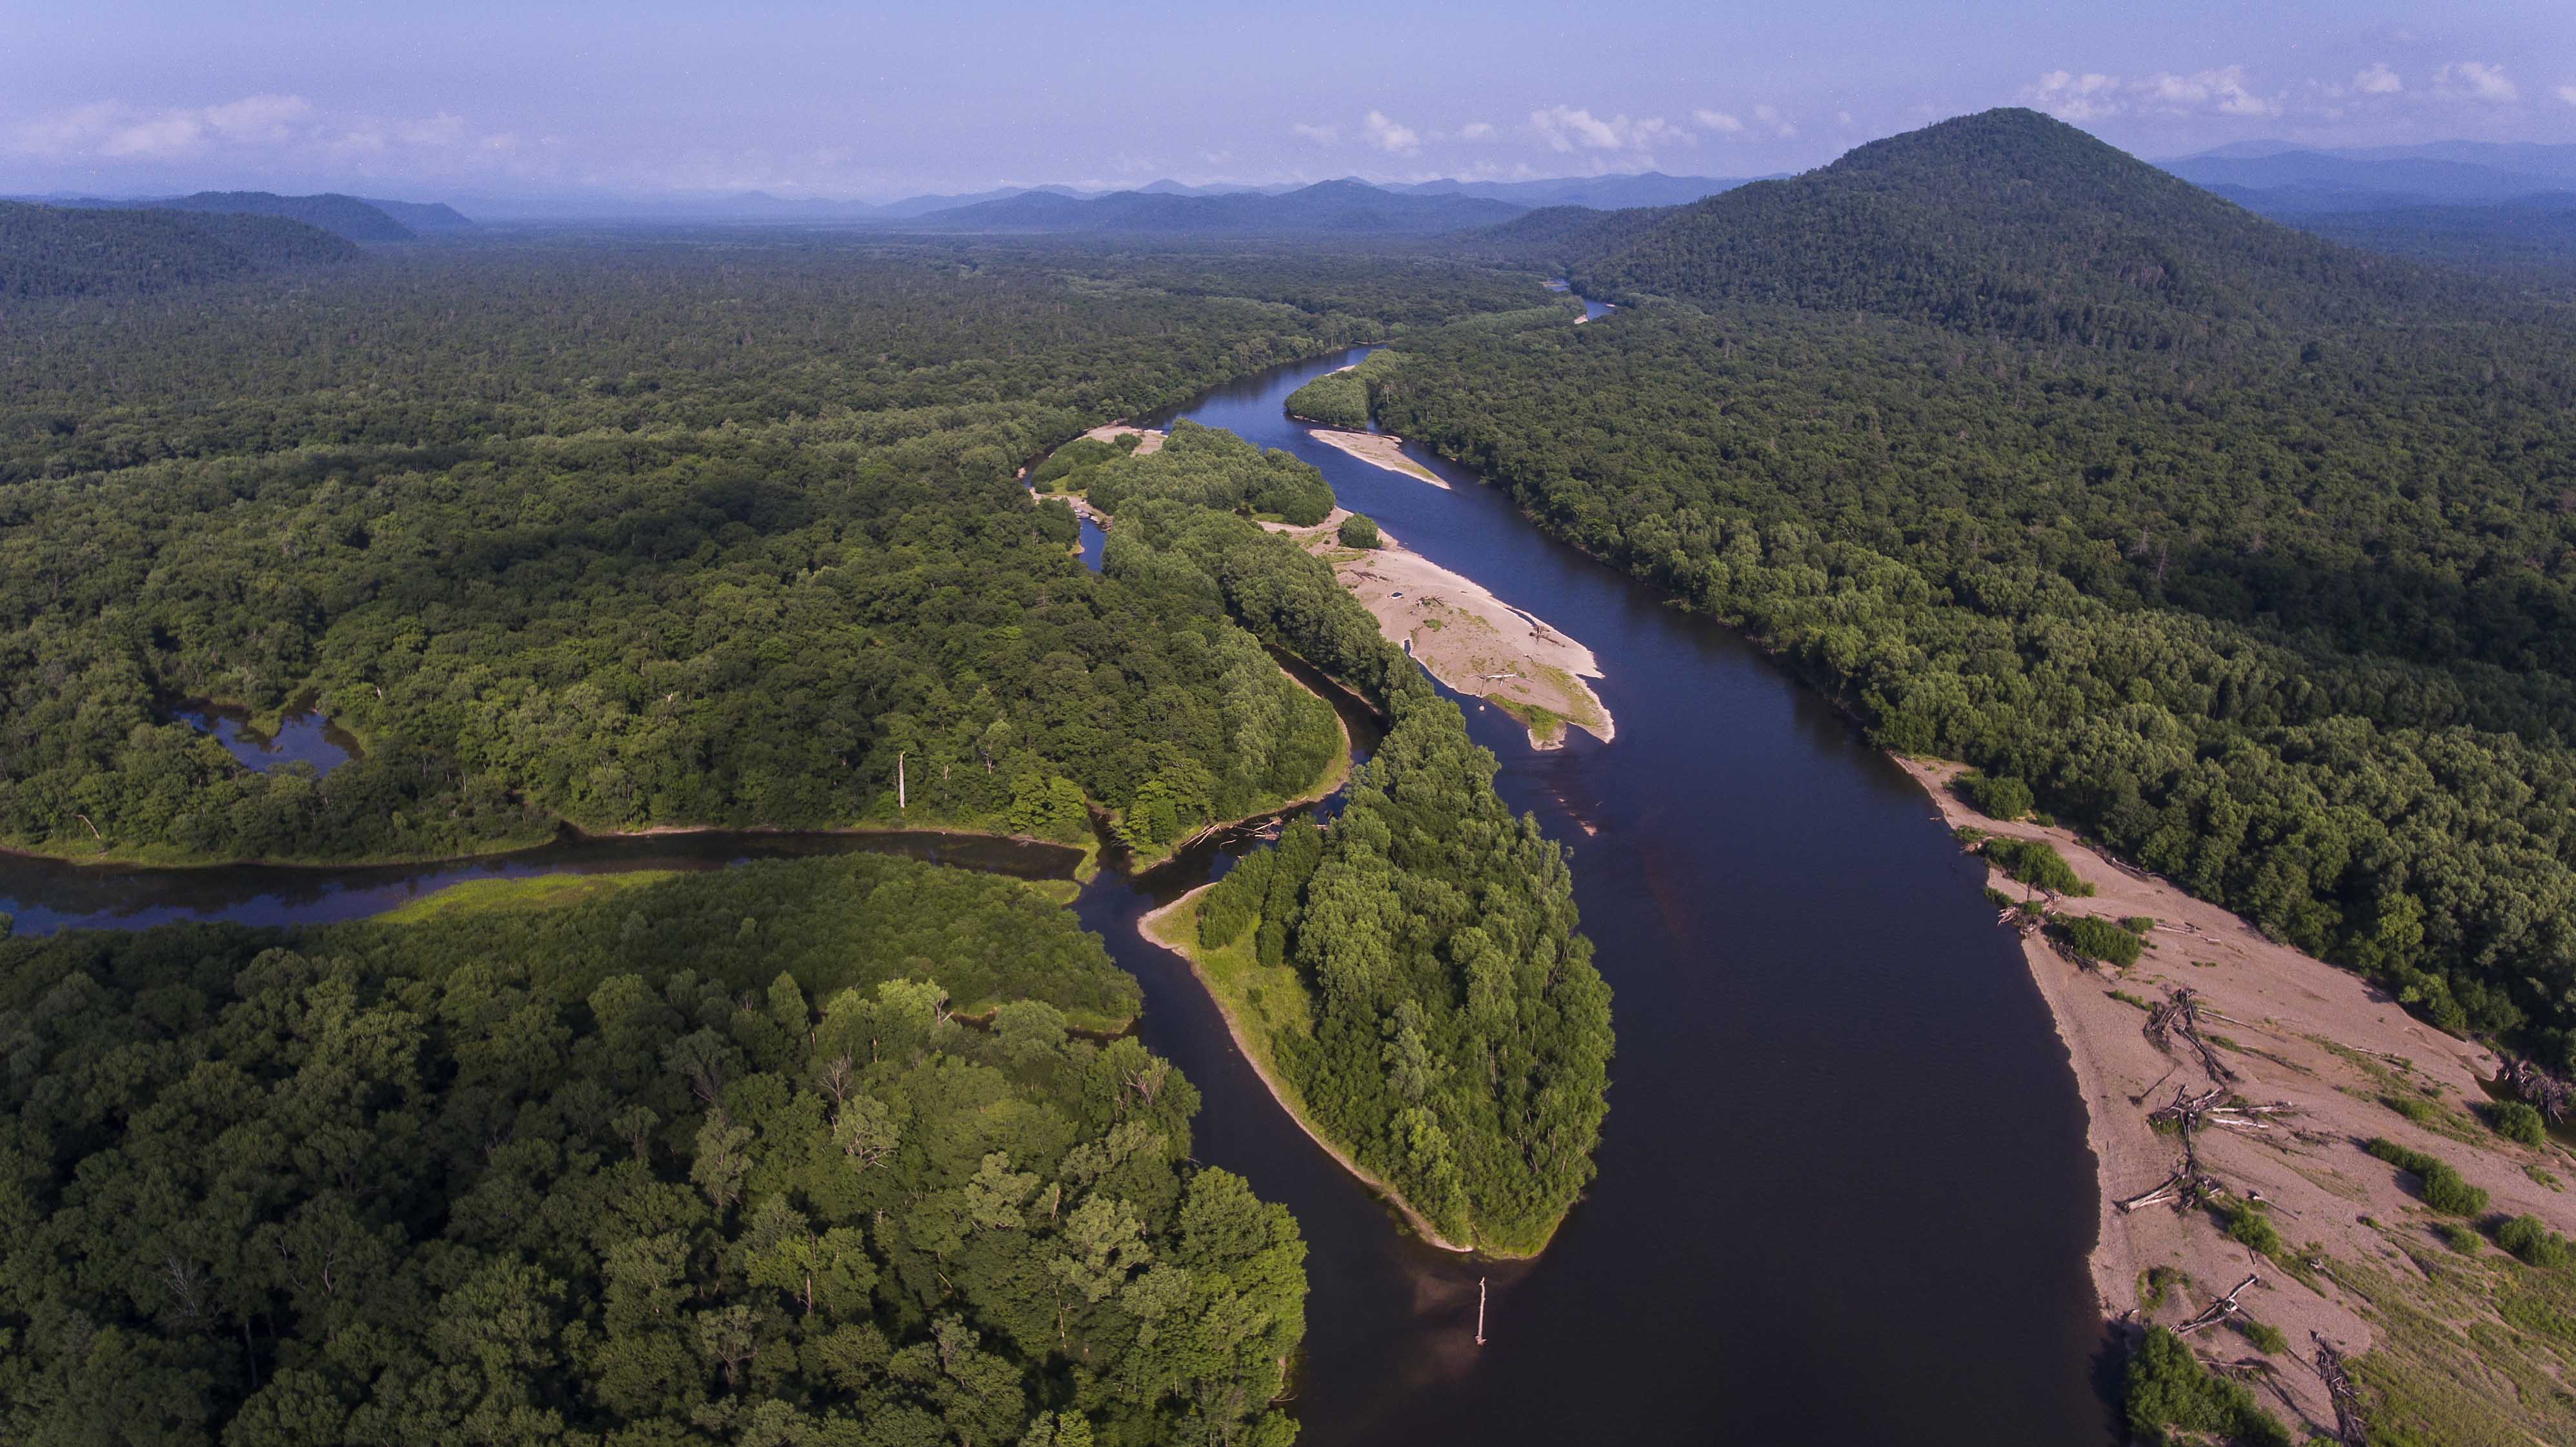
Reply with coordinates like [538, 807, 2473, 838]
[1567, 108, 2440, 343]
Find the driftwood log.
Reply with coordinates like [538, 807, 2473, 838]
[2502, 1055, 2573, 1123]
[2118, 1088, 2299, 1213]
[2146, 989, 2238, 1082]
[2176, 1273, 2260, 1336]
[2311, 1334, 2368, 1447]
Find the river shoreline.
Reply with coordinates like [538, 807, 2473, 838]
[1121, 660, 1355, 873]
[1893, 754, 2576, 1434]
[0, 816, 1090, 878]
[1138, 884, 1486, 1257]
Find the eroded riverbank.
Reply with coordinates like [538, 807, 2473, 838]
[1901, 757, 2576, 1436]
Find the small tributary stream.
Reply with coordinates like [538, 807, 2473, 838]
[0, 347, 2115, 1444]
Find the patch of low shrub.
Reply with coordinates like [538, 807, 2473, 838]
[2485, 1100, 2549, 1148]
[2366, 1138, 2490, 1217]
[2055, 913, 2143, 967]
[2124, 1326, 2293, 1446]
[1953, 770, 2033, 820]
[2217, 1198, 2284, 1259]
[1982, 835, 2093, 896]
[2235, 1320, 2288, 1355]
[2496, 1215, 2573, 1268]
[1337, 512, 1381, 549]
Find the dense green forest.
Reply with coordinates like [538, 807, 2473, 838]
[2277, 200, 2576, 288]
[1360, 114, 2576, 1067]
[0, 855, 1303, 1445]
[1079, 431, 1612, 1255]
[0, 201, 363, 298]
[0, 243, 1536, 865]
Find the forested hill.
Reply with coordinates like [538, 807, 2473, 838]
[1548, 108, 2450, 345]
[150, 190, 417, 241]
[0, 201, 363, 298]
[357, 196, 479, 233]
[907, 179, 1524, 234]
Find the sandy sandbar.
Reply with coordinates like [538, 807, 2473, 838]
[1082, 423, 1165, 455]
[1303, 427, 1448, 489]
[1899, 756, 2576, 1432]
[1265, 512, 1613, 749]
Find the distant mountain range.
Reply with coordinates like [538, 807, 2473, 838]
[2154, 141, 2576, 272]
[2162, 141, 2576, 212]
[440, 173, 1751, 226]
[892, 179, 1529, 234]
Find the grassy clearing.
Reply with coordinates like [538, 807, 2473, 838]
[1530, 662, 1608, 734]
[2329, 1222, 2576, 1447]
[374, 870, 679, 924]
[1142, 890, 1315, 1086]
[1017, 877, 1082, 907]
[1485, 693, 1571, 747]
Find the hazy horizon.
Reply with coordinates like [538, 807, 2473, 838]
[8, 1, 2576, 205]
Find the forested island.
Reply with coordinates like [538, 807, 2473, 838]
[1073, 425, 1615, 1255]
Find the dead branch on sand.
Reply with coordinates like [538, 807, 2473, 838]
[2310, 1335, 2368, 1447]
[2120, 1088, 2300, 1213]
[2501, 1054, 2573, 1123]
[2176, 1273, 2260, 1335]
[2146, 989, 2239, 1082]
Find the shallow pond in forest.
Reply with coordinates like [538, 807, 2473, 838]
[175, 705, 359, 774]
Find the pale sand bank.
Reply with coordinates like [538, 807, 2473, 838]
[1081, 423, 1165, 455]
[1900, 756, 2576, 1433]
[1303, 427, 1449, 488]
[1263, 512, 1613, 750]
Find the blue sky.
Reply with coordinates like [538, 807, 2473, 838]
[6, 1, 2573, 200]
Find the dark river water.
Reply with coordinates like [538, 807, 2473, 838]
[0, 346, 2113, 1444]
[1117, 350, 2115, 1445]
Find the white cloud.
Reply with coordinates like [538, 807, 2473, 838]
[2150, 66, 2278, 116]
[2027, 65, 2277, 121]
[1528, 105, 1694, 154]
[1289, 121, 1338, 144]
[2354, 63, 2402, 95]
[1693, 108, 1743, 134]
[6, 93, 559, 183]
[2436, 61, 2518, 103]
[2559, 85, 2576, 108]
[1456, 121, 1496, 141]
[6, 93, 319, 160]
[2032, 71, 2122, 121]
[1752, 103, 1797, 137]
[1362, 110, 1420, 154]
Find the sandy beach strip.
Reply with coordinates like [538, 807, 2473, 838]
[1277, 513, 1611, 749]
[1303, 427, 1449, 489]
[1897, 755, 2576, 1433]
[1081, 422, 1165, 454]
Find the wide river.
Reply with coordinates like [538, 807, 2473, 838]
[0, 345, 2114, 1444]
